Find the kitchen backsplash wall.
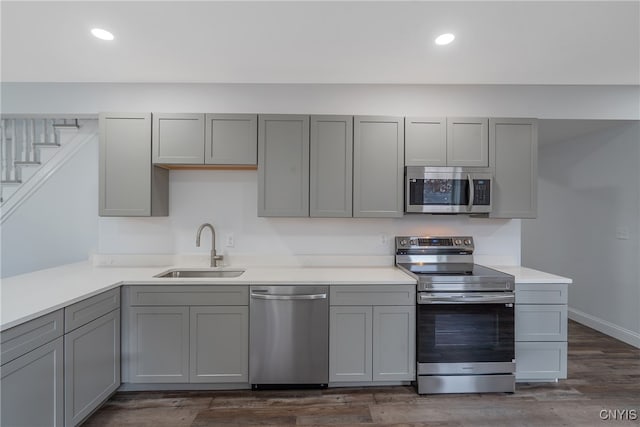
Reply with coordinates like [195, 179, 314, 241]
[97, 169, 521, 265]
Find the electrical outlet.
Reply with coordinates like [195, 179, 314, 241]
[615, 227, 630, 240]
[225, 233, 235, 248]
[380, 234, 389, 245]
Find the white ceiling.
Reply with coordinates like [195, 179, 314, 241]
[2, 1, 639, 84]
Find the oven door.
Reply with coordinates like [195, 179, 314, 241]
[417, 292, 515, 375]
[405, 167, 492, 214]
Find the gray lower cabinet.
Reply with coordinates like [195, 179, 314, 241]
[353, 116, 404, 218]
[329, 285, 416, 383]
[258, 114, 310, 217]
[310, 115, 353, 217]
[64, 309, 120, 427]
[515, 283, 568, 382]
[99, 112, 168, 217]
[1, 336, 64, 427]
[490, 118, 538, 218]
[190, 306, 249, 383]
[152, 113, 205, 164]
[123, 285, 249, 385]
[128, 306, 190, 383]
[372, 306, 415, 381]
[329, 306, 373, 382]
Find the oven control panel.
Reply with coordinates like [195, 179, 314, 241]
[395, 236, 474, 252]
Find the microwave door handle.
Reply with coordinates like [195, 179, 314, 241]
[467, 174, 474, 211]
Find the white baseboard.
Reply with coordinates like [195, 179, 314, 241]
[568, 307, 640, 349]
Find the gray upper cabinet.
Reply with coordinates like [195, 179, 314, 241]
[405, 117, 488, 167]
[258, 115, 310, 217]
[353, 116, 404, 218]
[405, 117, 447, 166]
[99, 113, 168, 217]
[490, 118, 538, 218]
[205, 114, 257, 165]
[447, 117, 489, 167]
[152, 113, 205, 164]
[310, 115, 353, 217]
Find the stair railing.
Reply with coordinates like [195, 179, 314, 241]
[1, 115, 84, 203]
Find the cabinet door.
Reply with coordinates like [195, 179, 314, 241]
[353, 116, 404, 218]
[205, 114, 257, 165]
[329, 306, 372, 382]
[99, 113, 168, 217]
[1, 337, 64, 427]
[490, 118, 538, 218]
[372, 306, 415, 381]
[310, 115, 353, 217]
[152, 113, 204, 164]
[516, 341, 567, 381]
[405, 117, 447, 166]
[516, 305, 567, 342]
[446, 117, 489, 167]
[64, 310, 120, 427]
[190, 306, 249, 383]
[258, 115, 310, 217]
[128, 306, 189, 383]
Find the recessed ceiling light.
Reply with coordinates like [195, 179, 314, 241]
[91, 28, 114, 41]
[435, 33, 455, 46]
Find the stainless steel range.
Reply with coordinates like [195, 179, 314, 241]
[395, 236, 516, 394]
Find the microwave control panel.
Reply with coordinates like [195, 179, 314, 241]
[473, 180, 491, 205]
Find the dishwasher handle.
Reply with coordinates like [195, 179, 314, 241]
[250, 292, 327, 301]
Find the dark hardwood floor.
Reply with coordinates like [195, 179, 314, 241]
[84, 321, 640, 426]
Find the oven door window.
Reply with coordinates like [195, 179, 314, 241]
[417, 303, 514, 363]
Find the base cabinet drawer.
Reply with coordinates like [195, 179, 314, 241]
[515, 341, 567, 381]
[515, 305, 567, 341]
[1, 337, 64, 427]
[64, 310, 120, 427]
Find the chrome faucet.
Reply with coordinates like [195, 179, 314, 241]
[196, 223, 223, 267]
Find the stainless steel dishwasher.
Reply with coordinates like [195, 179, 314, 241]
[249, 285, 329, 388]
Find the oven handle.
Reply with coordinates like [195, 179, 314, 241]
[418, 293, 515, 304]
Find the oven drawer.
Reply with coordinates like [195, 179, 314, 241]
[330, 285, 415, 306]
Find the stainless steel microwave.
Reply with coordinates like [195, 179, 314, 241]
[405, 166, 492, 214]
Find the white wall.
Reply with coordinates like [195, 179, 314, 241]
[522, 122, 640, 347]
[97, 169, 521, 265]
[1, 137, 99, 278]
[2, 83, 639, 119]
[5, 82, 637, 275]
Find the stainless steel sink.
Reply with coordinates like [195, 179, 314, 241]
[155, 269, 245, 278]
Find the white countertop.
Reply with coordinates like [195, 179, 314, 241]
[0, 261, 572, 331]
[488, 265, 573, 284]
[0, 262, 414, 331]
